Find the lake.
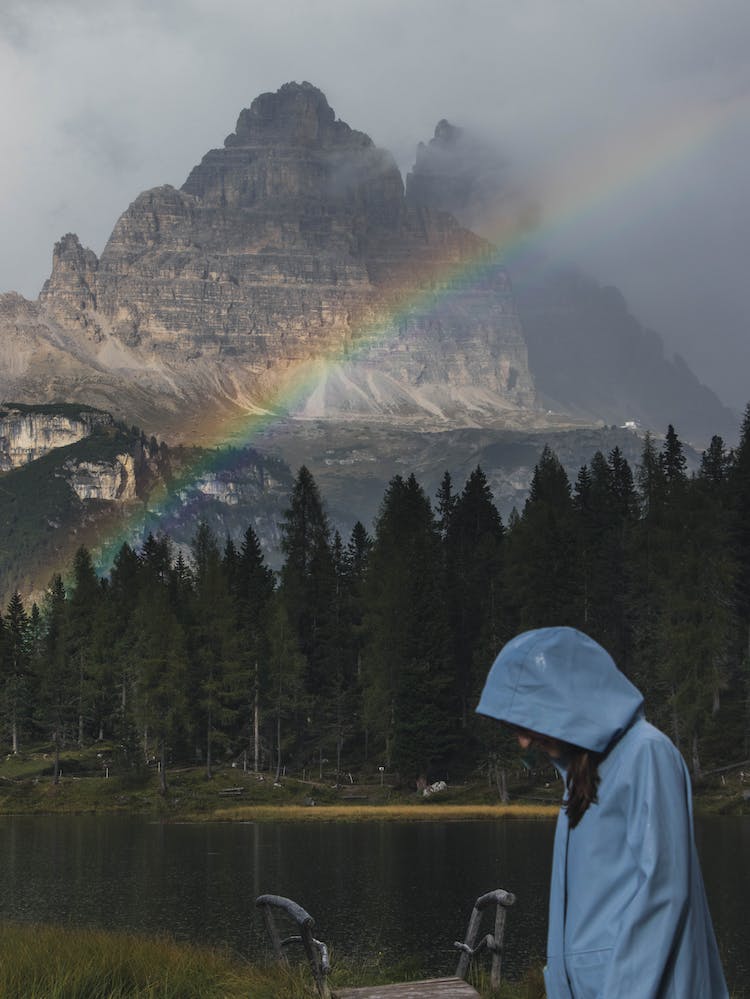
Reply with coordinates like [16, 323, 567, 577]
[0, 814, 746, 992]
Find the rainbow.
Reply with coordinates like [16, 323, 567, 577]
[93, 89, 748, 573]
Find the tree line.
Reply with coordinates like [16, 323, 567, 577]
[2, 410, 750, 790]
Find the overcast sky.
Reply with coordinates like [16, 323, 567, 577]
[2, 0, 749, 410]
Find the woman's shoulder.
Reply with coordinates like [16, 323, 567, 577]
[606, 717, 687, 775]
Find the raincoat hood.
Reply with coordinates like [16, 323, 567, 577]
[476, 626, 643, 752]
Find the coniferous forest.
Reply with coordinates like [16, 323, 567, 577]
[2, 411, 750, 791]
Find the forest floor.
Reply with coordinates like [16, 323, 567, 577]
[0, 742, 747, 818]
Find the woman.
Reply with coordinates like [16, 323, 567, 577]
[476, 626, 728, 999]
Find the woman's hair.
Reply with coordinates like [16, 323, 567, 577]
[565, 746, 602, 828]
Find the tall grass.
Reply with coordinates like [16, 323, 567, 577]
[209, 803, 558, 823]
[0, 922, 305, 998]
[0, 922, 549, 998]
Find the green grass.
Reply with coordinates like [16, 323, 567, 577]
[0, 922, 546, 999]
[0, 922, 302, 998]
[0, 746, 562, 820]
[0, 743, 744, 819]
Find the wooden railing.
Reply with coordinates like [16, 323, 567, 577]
[256, 887, 516, 998]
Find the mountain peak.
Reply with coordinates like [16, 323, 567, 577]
[223, 80, 369, 150]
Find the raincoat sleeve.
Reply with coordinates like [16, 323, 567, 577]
[599, 735, 691, 998]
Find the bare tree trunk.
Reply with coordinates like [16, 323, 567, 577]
[53, 730, 61, 785]
[275, 706, 282, 783]
[11, 708, 18, 755]
[206, 705, 213, 780]
[78, 655, 85, 748]
[159, 739, 168, 796]
[691, 731, 702, 779]
[496, 767, 509, 805]
[254, 661, 260, 773]
[670, 686, 681, 753]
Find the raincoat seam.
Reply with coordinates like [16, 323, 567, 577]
[507, 632, 547, 720]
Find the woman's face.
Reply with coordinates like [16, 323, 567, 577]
[514, 727, 564, 759]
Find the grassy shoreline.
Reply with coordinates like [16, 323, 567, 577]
[209, 802, 558, 822]
[0, 921, 547, 998]
[0, 744, 746, 820]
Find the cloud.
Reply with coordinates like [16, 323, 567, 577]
[1, 0, 749, 407]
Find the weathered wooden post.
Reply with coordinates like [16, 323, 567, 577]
[454, 888, 516, 985]
[256, 894, 331, 999]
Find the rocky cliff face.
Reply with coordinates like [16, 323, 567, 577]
[0, 405, 113, 471]
[406, 120, 737, 444]
[1, 82, 536, 440]
[0, 415, 293, 606]
[62, 453, 138, 502]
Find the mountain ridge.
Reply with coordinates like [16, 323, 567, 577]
[0, 82, 538, 442]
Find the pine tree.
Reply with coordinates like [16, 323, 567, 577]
[728, 403, 750, 755]
[661, 423, 688, 496]
[190, 522, 242, 778]
[106, 543, 144, 753]
[236, 525, 275, 772]
[573, 449, 636, 665]
[2, 592, 30, 753]
[435, 470, 457, 539]
[266, 595, 305, 782]
[628, 433, 669, 712]
[343, 521, 372, 760]
[66, 546, 105, 745]
[363, 474, 452, 778]
[507, 445, 578, 629]
[700, 435, 732, 488]
[278, 466, 336, 759]
[445, 467, 506, 736]
[131, 577, 187, 794]
[38, 575, 74, 782]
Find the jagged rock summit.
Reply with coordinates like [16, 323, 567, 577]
[406, 117, 737, 444]
[0, 82, 537, 442]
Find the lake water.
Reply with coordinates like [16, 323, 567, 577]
[0, 815, 746, 992]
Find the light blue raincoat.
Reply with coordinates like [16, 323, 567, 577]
[476, 627, 728, 999]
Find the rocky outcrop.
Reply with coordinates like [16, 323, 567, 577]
[510, 264, 738, 444]
[0, 421, 294, 606]
[62, 453, 138, 502]
[406, 120, 737, 445]
[0, 405, 113, 471]
[1, 81, 731, 447]
[0, 83, 536, 440]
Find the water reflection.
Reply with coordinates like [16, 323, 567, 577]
[0, 815, 745, 990]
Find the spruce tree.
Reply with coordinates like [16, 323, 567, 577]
[435, 470, 457, 539]
[507, 445, 578, 629]
[190, 522, 242, 778]
[343, 522, 372, 760]
[266, 595, 305, 782]
[39, 575, 73, 782]
[107, 543, 144, 752]
[573, 449, 636, 666]
[278, 466, 336, 759]
[236, 525, 275, 772]
[2, 592, 30, 753]
[728, 403, 750, 755]
[445, 467, 506, 737]
[66, 547, 104, 746]
[131, 576, 187, 793]
[363, 474, 452, 779]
